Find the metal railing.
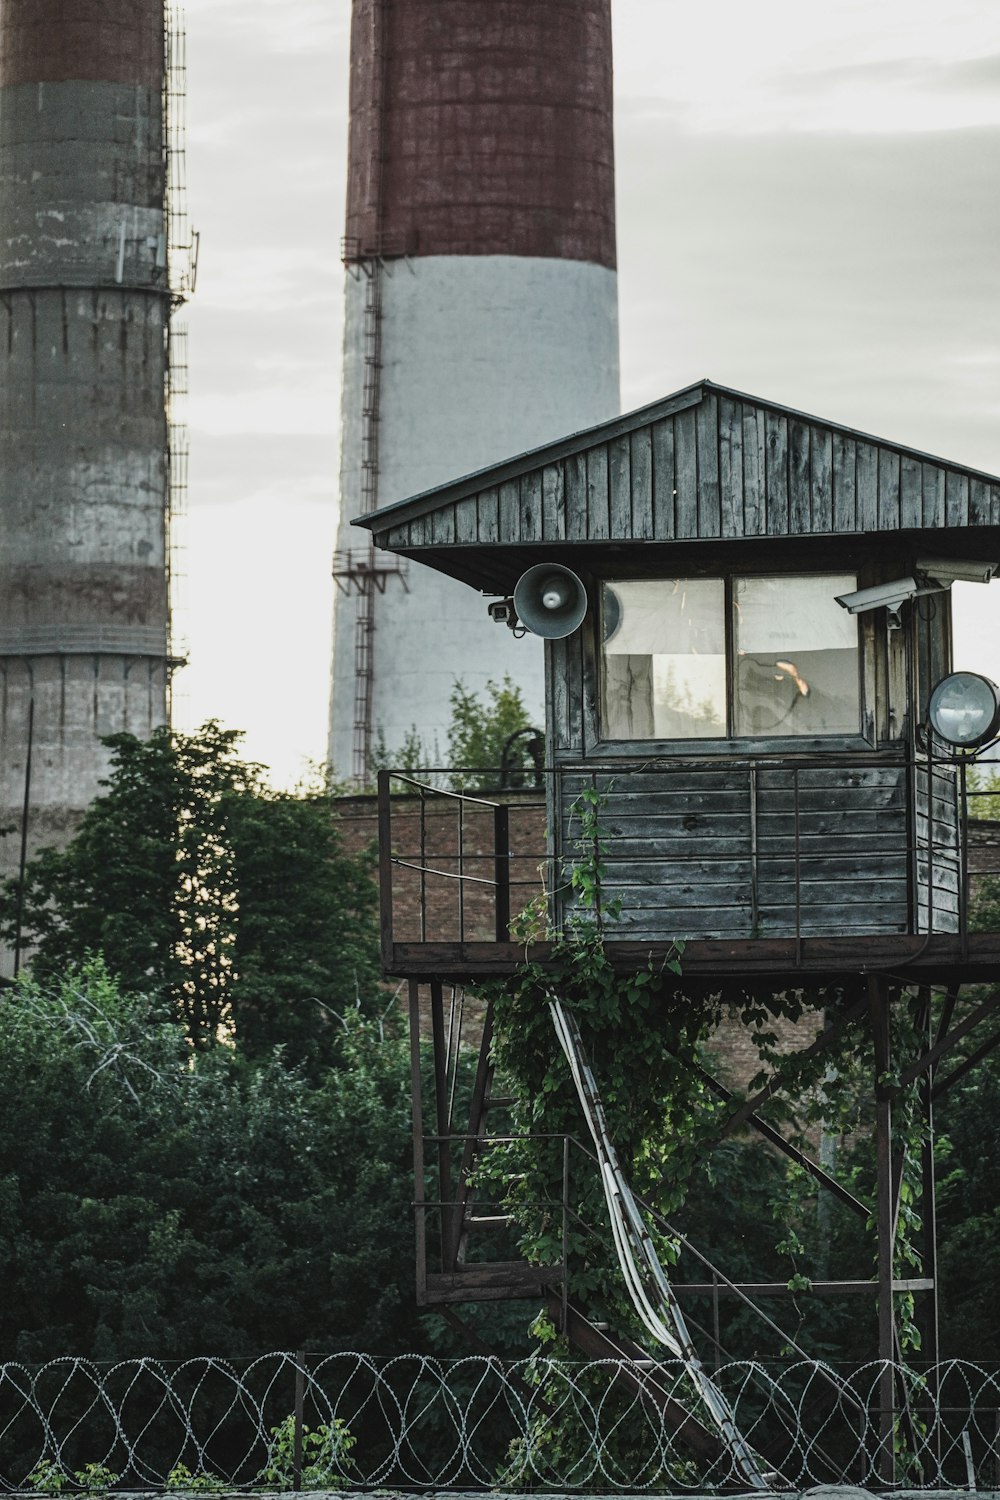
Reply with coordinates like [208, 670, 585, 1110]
[377, 771, 547, 948]
[377, 750, 999, 956]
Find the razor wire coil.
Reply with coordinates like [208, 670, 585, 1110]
[0, 1352, 999, 1492]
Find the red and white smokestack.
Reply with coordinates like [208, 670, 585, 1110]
[329, 0, 619, 780]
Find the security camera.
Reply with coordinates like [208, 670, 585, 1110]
[487, 597, 518, 628]
[835, 579, 920, 615]
[917, 558, 998, 586]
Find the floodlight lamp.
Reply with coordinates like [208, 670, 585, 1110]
[927, 671, 1000, 750]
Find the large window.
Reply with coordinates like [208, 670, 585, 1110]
[601, 573, 860, 741]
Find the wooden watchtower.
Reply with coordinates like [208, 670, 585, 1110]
[355, 380, 1000, 1420]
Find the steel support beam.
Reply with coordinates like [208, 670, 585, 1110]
[408, 979, 428, 1305]
[868, 974, 896, 1485]
[429, 979, 456, 1265]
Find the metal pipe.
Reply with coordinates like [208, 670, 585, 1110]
[13, 694, 33, 978]
[494, 802, 511, 941]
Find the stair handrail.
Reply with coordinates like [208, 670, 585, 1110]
[549, 993, 776, 1490]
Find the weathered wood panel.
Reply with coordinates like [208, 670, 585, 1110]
[555, 760, 920, 941]
[877, 448, 901, 531]
[520, 469, 543, 542]
[674, 406, 699, 537]
[609, 434, 631, 539]
[765, 411, 789, 534]
[696, 389, 721, 536]
[548, 633, 585, 755]
[970, 477, 991, 526]
[789, 419, 811, 534]
[541, 463, 566, 542]
[454, 495, 478, 544]
[946, 470, 969, 528]
[922, 462, 945, 529]
[498, 478, 520, 544]
[565, 451, 588, 541]
[900, 454, 922, 530]
[742, 402, 766, 536]
[431, 500, 455, 544]
[856, 442, 879, 533]
[812, 426, 833, 533]
[719, 395, 744, 538]
[651, 417, 676, 538]
[630, 427, 653, 539]
[832, 433, 857, 532]
[587, 444, 611, 540]
[477, 486, 499, 542]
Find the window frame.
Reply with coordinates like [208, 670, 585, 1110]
[588, 568, 872, 757]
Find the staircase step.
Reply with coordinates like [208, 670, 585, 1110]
[548, 1299, 725, 1463]
[484, 1095, 517, 1109]
[426, 1261, 563, 1305]
[462, 1214, 511, 1232]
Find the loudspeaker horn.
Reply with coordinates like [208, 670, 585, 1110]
[512, 563, 588, 639]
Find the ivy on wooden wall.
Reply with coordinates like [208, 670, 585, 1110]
[476, 787, 931, 1358]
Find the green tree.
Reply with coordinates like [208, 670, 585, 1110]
[933, 982, 1000, 1358]
[370, 674, 542, 792]
[446, 674, 542, 791]
[0, 960, 426, 1363]
[0, 723, 381, 1062]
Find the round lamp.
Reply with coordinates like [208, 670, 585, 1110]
[927, 671, 1000, 749]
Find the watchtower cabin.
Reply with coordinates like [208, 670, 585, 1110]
[356, 380, 1000, 1444]
[359, 379, 999, 980]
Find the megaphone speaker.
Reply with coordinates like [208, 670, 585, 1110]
[513, 563, 588, 639]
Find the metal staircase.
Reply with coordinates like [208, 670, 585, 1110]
[420, 996, 561, 1305]
[412, 985, 779, 1486]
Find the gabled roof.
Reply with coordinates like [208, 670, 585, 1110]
[353, 379, 1000, 594]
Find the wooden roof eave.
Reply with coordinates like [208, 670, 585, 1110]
[370, 526, 1000, 597]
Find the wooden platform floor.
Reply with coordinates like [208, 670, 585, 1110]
[387, 932, 1000, 990]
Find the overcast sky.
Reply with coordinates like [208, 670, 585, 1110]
[177, 0, 1000, 785]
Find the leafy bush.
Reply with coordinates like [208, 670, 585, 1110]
[259, 1415, 355, 1491]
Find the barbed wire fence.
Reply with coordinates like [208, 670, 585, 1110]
[1, 1352, 1000, 1493]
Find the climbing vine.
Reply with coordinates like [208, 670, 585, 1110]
[476, 784, 933, 1358]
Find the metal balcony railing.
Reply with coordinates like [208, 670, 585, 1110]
[376, 751, 999, 962]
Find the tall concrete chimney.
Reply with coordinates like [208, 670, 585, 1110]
[0, 0, 176, 920]
[329, 0, 620, 781]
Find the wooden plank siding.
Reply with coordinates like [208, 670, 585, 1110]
[552, 762, 929, 942]
[370, 386, 1000, 557]
[719, 394, 743, 538]
[651, 417, 675, 538]
[541, 464, 566, 542]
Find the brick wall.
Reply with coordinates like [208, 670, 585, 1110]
[336, 788, 549, 943]
[969, 818, 1000, 877]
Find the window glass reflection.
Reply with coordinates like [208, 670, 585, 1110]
[601, 579, 726, 739]
[599, 573, 861, 741]
[733, 575, 859, 736]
